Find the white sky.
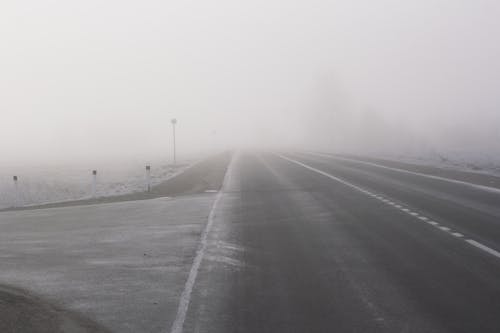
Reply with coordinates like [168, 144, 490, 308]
[1, 0, 500, 164]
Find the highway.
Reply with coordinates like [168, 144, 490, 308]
[2, 151, 500, 332]
[178, 151, 500, 333]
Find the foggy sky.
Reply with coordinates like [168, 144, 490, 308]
[2, 0, 500, 165]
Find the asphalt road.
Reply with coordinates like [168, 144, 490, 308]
[0, 153, 231, 333]
[2, 151, 500, 332]
[0, 196, 216, 333]
[179, 151, 500, 333]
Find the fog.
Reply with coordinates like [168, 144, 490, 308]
[2, 0, 500, 167]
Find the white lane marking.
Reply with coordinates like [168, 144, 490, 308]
[466, 240, 500, 259]
[305, 152, 500, 195]
[278, 153, 500, 260]
[169, 154, 236, 333]
[277, 154, 367, 193]
[170, 192, 222, 333]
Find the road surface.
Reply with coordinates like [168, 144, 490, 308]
[179, 151, 500, 333]
[2, 151, 500, 332]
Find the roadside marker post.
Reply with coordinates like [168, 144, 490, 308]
[13, 176, 19, 207]
[92, 170, 97, 198]
[146, 165, 151, 192]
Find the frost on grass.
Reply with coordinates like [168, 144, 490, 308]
[0, 161, 192, 209]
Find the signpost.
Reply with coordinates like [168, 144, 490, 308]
[171, 118, 177, 166]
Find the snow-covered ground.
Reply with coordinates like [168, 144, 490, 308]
[367, 149, 500, 177]
[0, 159, 195, 210]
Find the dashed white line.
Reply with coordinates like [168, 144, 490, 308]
[466, 240, 500, 259]
[278, 153, 500, 261]
[305, 152, 500, 195]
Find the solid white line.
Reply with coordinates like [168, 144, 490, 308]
[466, 239, 500, 259]
[278, 153, 500, 261]
[169, 154, 235, 333]
[277, 154, 363, 192]
[305, 152, 500, 194]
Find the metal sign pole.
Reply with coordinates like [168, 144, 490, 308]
[171, 118, 177, 166]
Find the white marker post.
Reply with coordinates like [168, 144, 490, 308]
[92, 170, 97, 198]
[146, 165, 151, 192]
[13, 176, 19, 207]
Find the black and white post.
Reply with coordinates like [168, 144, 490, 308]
[171, 118, 177, 166]
[146, 165, 151, 192]
[13, 176, 19, 208]
[92, 170, 97, 198]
